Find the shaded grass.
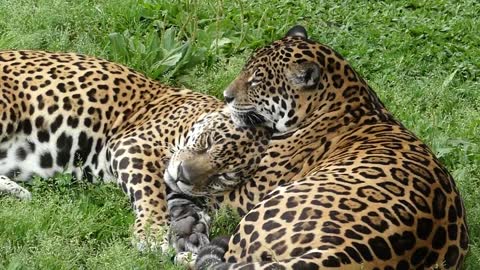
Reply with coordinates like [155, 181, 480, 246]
[0, 0, 478, 269]
[0, 179, 180, 269]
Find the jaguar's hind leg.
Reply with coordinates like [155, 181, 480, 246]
[0, 175, 31, 200]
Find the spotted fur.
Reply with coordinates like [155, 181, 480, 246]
[165, 111, 271, 197]
[0, 49, 279, 255]
[164, 111, 271, 254]
[0, 50, 232, 252]
[196, 25, 469, 270]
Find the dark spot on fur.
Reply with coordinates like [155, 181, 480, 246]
[368, 236, 391, 260]
[40, 152, 53, 168]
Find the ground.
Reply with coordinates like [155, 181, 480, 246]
[0, 0, 478, 269]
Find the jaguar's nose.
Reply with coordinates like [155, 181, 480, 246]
[176, 161, 187, 181]
[224, 95, 234, 104]
[177, 159, 202, 184]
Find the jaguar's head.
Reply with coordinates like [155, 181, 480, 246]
[224, 25, 350, 133]
[164, 111, 271, 196]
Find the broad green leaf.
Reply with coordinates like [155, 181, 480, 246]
[161, 27, 178, 51]
[442, 69, 458, 89]
[108, 32, 128, 59]
[210, 37, 233, 50]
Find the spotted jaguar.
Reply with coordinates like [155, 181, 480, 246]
[189, 26, 469, 269]
[0, 50, 270, 253]
[164, 111, 271, 253]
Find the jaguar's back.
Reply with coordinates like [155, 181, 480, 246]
[0, 50, 165, 180]
[0, 50, 225, 252]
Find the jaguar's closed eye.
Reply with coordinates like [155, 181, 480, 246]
[250, 79, 262, 87]
[248, 69, 262, 87]
[188, 132, 209, 153]
[206, 132, 217, 149]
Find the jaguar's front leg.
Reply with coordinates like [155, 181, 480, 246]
[167, 191, 211, 254]
[109, 142, 171, 252]
[0, 175, 31, 200]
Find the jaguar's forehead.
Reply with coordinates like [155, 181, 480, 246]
[243, 36, 321, 70]
[185, 113, 229, 143]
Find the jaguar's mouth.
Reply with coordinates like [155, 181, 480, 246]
[163, 169, 183, 193]
[230, 109, 267, 127]
[164, 170, 205, 197]
[164, 163, 212, 197]
[164, 167, 241, 197]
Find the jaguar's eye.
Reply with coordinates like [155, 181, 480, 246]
[195, 132, 215, 152]
[206, 133, 217, 148]
[187, 133, 207, 153]
[192, 143, 208, 154]
[250, 79, 261, 87]
[248, 69, 262, 87]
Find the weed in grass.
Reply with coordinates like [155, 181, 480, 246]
[209, 206, 242, 240]
[0, 177, 185, 270]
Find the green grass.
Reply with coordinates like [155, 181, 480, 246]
[0, 176, 181, 269]
[0, 0, 479, 269]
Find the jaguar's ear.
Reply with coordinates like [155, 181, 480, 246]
[286, 62, 323, 91]
[285, 25, 308, 39]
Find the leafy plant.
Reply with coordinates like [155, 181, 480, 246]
[109, 28, 196, 79]
[30, 173, 76, 194]
[107, 0, 310, 81]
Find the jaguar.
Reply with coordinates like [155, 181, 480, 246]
[165, 111, 271, 253]
[187, 26, 469, 269]
[0, 50, 270, 254]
